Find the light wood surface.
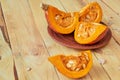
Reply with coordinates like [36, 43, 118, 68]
[0, 0, 120, 80]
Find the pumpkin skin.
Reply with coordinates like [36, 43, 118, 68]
[74, 22, 107, 44]
[48, 50, 92, 78]
[79, 2, 102, 23]
[42, 4, 79, 34]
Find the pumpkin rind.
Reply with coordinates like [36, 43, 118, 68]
[48, 50, 92, 78]
[74, 22, 107, 44]
[79, 2, 102, 23]
[43, 4, 79, 34]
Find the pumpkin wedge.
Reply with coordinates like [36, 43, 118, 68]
[41, 3, 79, 34]
[48, 50, 92, 78]
[79, 2, 102, 23]
[74, 22, 107, 44]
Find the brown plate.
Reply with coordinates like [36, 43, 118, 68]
[48, 26, 112, 50]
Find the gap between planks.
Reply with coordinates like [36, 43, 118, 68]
[0, 2, 11, 46]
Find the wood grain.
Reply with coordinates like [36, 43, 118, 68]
[1, 0, 59, 80]
[100, 0, 120, 16]
[0, 0, 120, 80]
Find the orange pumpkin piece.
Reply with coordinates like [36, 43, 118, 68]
[42, 3, 79, 34]
[79, 2, 102, 23]
[48, 50, 92, 78]
[74, 22, 107, 44]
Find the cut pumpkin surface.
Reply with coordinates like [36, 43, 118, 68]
[42, 3, 79, 34]
[74, 22, 107, 44]
[48, 50, 92, 78]
[79, 2, 102, 23]
[42, 2, 103, 34]
[42, 2, 111, 47]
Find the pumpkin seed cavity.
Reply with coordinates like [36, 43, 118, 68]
[55, 14, 74, 27]
[77, 23, 95, 38]
[61, 52, 89, 71]
[79, 6, 98, 22]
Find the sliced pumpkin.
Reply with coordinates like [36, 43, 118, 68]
[79, 2, 102, 23]
[74, 22, 107, 44]
[48, 50, 92, 78]
[42, 3, 79, 34]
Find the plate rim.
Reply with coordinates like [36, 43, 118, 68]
[47, 26, 112, 50]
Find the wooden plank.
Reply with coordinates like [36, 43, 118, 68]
[94, 38, 120, 80]
[0, 29, 14, 80]
[100, 0, 120, 16]
[88, 53, 110, 80]
[1, 0, 59, 80]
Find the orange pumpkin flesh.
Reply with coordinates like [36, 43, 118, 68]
[42, 3, 79, 34]
[48, 50, 92, 78]
[74, 22, 107, 44]
[79, 2, 102, 23]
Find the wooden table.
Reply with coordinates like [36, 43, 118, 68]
[0, 0, 120, 80]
